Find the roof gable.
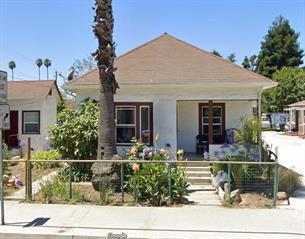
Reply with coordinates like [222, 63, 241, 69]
[8, 80, 62, 100]
[66, 33, 275, 88]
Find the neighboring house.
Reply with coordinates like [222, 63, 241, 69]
[65, 33, 276, 157]
[286, 100, 305, 135]
[5, 80, 62, 150]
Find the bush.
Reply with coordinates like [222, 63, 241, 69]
[38, 176, 81, 204]
[58, 163, 92, 182]
[31, 150, 61, 169]
[126, 139, 189, 206]
[49, 99, 99, 160]
[279, 168, 301, 196]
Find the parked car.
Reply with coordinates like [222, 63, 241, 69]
[261, 116, 271, 129]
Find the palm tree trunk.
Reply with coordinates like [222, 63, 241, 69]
[38, 67, 40, 80]
[46, 67, 49, 80]
[11, 69, 14, 81]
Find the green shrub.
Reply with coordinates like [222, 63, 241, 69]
[279, 168, 301, 196]
[126, 139, 189, 206]
[58, 163, 92, 182]
[49, 99, 99, 160]
[31, 150, 61, 169]
[98, 181, 114, 205]
[38, 176, 81, 203]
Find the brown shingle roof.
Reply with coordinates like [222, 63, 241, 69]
[288, 100, 305, 107]
[8, 80, 61, 100]
[66, 33, 275, 87]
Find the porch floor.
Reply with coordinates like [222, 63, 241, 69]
[185, 152, 216, 161]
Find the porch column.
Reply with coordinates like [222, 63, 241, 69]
[153, 97, 177, 156]
[208, 100, 213, 144]
[289, 109, 293, 131]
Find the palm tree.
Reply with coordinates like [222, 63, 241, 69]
[8, 61, 16, 80]
[35, 58, 43, 80]
[44, 58, 51, 80]
[91, 0, 119, 191]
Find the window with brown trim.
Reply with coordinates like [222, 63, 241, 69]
[22, 111, 40, 134]
[115, 103, 153, 145]
[199, 103, 225, 144]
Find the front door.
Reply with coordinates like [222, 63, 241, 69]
[4, 111, 19, 147]
[199, 102, 225, 144]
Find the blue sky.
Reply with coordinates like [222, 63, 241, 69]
[0, 0, 304, 86]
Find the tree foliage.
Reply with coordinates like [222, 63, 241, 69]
[70, 55, 96, 78]
[263, 67, 305, 112]
[226, 53, 237, 63]
[210, 49, 222, 57]
[49, 99, 99, 160]
[256, 16, 304, 78]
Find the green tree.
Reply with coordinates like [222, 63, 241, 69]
[242, 56, 250, 69]
[8, 60, 16, 80]
[210, 49, 222, 57]
[44, 58, 52, 80]
[263, 67, 305, 112]
[256, 16, 304, 78]
[49, 99, 99, 160]
[35, 58, 43, 80]
[226, 53, 237, 63]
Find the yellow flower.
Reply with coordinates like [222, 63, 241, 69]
[177, 149, 184, 155]
[132, 163, 140, 172]
[130, 147, 137, 155]
[155, 133, 160, 142]
[160, 148, 166, 155]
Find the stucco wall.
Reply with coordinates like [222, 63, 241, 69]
[8, 86, 58, 151]
[74, 86, 259, 157]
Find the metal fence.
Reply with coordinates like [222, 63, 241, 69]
[3, 158, 279, 207]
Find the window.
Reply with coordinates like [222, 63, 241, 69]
[115, 103, 153, 145]
[199, 103, 225, 144]
[22, 111, 40, 134]
[116, 107, 136, 144]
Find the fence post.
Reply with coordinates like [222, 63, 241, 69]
[69, 162, 72, 200]
[273, 162, 279, 207]
[25, 137, 31, 201]
[168, 162, 172, 202]
[121, 163, 124, 203]
[227, 162, 231, 196]
[0, 130, 5, 225]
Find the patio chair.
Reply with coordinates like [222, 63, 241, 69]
[196, 134, 209, 154]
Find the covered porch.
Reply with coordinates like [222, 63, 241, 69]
[177, 99, 260, 159]
[286, 100, 305, 136]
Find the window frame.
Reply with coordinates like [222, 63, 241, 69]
[199, 103, 225, 144]
[114, 102, 153, 146]
[22, 111, 40, 134]
[115, 106, 137, 145]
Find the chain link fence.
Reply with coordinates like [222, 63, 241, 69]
[3, 158, 280, 207]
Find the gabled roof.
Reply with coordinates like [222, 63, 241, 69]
[8, 80, 62, 100]
[66, 33, 276, 89]
[288, 100, 305, 108]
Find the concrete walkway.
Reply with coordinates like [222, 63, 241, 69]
[0, 201, 304, 239]
[186, 185, 221, 206]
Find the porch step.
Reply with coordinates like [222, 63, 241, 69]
[178, 162, 210, 167]
[186, 171, 211, 178]
[183, 166, 211, 172]
[187, 176, 211, 185]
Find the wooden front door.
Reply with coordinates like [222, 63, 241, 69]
[4, 111, 19, 147]
[199, 102, 225, 144]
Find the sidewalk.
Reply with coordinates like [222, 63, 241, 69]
[0, 201, 304, 239]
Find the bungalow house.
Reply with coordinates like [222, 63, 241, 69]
[65, 33, 276, 157]
[5, 80, 62, 150]
[286, 100, 305, 136]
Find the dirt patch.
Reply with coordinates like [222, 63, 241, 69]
[237, 193, 274, 208]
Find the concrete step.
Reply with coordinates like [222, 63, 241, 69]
[187, 176, 211, 185]
[183, 166, 211, 172]
[186, 171, 211, 178]
[178, 161, 210, 167]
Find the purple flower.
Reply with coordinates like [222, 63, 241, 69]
[229, 145, 237, 153]
[11, 148, 19, 156]
[250, 151, 260, 161]
[18, 140, 26, 147]
[220, 143, 230, 149]
[138, 152, 144, 158]
[244, 143, 252, 150]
